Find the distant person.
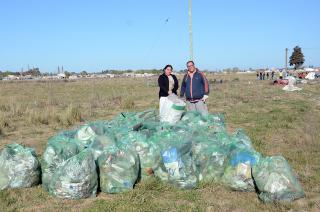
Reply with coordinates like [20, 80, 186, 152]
[263, 72, 266, 80]
[259, 71, 263, 80]
[279, 71, 283, 80]
[256, 71, 259, 80]
[158, 64, 179, 115]
[180, 61, 210, 115]
[271, 71, 275, 80]
[266, 72, 269, 80]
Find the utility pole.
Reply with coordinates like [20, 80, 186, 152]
[188, 0, 193, 61]
[285, 48, 288, 71]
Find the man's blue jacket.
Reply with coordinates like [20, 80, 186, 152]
[180, 70, 210, 101]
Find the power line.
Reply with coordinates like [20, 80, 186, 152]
[144, 17, 170, 63]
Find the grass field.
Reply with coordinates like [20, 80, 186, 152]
[0, 73, 319, 211]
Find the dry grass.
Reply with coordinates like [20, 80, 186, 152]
[0, 74, 320, 211]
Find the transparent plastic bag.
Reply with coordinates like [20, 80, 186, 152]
[160, 94, 186, 124]
[0, 143, 40, 190]
[98, 148, 139, 193]
[41, 134, 80, 191]
[252, 156, 305, 202]
[48, 149, 98, 199]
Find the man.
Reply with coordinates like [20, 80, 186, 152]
[180, 61, 210, 115]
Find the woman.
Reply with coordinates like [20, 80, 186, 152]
[158, 64, 179, 98]
[158, 64, 179, 117]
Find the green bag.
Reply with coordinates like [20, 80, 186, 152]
[0, 143, 40, 190]
[89, 134, 117, 160]
[120, 131, 161, 180]
[41, 133, 80, 191]
[98, 148, 139, 194]
[221, 149, 261, 191]
[153, 132, 198, 189]
[192, 139, 228, 183]
[252, 156, 305, 202]
[48, 149, 98, 199]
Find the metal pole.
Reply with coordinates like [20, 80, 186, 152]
[188, 0, 193, 61]
[285, 48, 288, 71]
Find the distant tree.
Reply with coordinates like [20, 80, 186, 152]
[223, 68, 232, 73]
[232, 67, 240, 72]
[80, 71, 88, 76]
[0, 71, 19, 77]
[109, 70, 123, 75]
[64, 71, 71, 78]
[135, 69, 162, 74]
[289, 46, 305, 69]
[25, 68, 40, 76]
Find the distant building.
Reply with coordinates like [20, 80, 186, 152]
[57, 73, 66, 79]
[69, 75, 78, 80]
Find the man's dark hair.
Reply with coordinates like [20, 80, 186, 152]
[163, 64, 173, 72]
[186, 61, 194, 66]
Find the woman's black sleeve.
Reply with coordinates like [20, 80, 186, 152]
[158, 75, 168, 93]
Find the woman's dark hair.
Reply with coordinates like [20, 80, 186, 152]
[163, 64, 173, 72]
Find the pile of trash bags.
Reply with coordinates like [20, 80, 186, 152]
[0, 104, 305, 202]
[282, 76, 302, 91]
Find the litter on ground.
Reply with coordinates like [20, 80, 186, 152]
[0, 95, 305, 202]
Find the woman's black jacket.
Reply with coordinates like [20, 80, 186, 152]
[157, 73, 179, 98]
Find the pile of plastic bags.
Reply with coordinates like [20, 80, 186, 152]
[282, 76, 302, 91]
[0, 107, 305, 202]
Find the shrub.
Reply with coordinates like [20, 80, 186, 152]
[64, 104, 82, 126]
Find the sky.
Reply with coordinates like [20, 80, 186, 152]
[1, 0, 319, 73]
